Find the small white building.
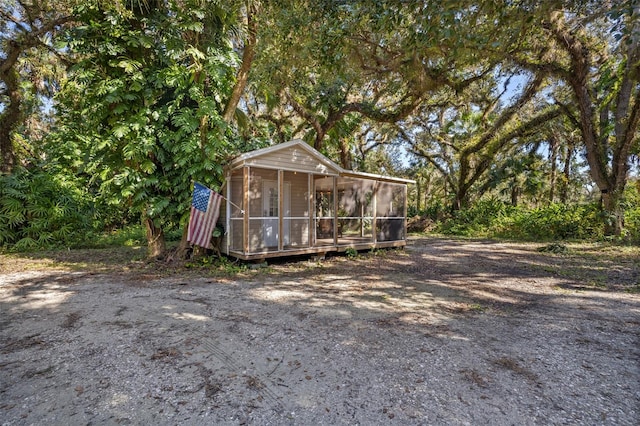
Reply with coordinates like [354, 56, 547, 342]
[221, 139, 414, 260]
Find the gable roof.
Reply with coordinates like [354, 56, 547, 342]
[229, 139, 343, 175]
[229, 139, 414, 184]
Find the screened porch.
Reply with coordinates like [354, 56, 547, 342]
[219, 140, 413, 260]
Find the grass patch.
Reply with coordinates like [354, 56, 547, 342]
[469, 303, 488, 313]
[344, 247, 358, 259]
[89, 226, 147, 248]
[537, 242, 568, 254]
[0, 246, 148, 274]
[185, 255, 249, 275]
[625, 283, 640, 294]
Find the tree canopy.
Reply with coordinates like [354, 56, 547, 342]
[1, 0, 638, 253]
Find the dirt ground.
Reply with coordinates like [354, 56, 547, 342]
[1, 237, 639, 425]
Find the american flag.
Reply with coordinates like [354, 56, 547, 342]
[187, 182, 222, 249]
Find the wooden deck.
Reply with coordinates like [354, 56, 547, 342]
[226, 239, 406, 261]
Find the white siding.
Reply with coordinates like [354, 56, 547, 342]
[243, 146, 338, 175]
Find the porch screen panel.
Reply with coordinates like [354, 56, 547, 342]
[314, 176, 334, 246]
[229, 169, 244, 252]
[336, 177, 374, 244]
[248, 168, 279, 252]
[283, 171, 309, 248]
[376, 182, 406, 242]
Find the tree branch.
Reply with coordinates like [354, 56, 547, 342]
[462, 73, 545, 158]
[466, 106, 562, 188]
[0, 15, 74, 75]
[285, 91, 324, 148]
[399, 127, 456, 189]
[223, 1, 259, 123]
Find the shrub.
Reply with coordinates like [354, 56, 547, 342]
[495, 203, 603, 240]
[438, 198, 513, 236]
[435, 199, 605, 241]
[500, 204, 602, 240]
[625, 207, 640, 242]
[88, 225, 147, 248]
[622, 183, 640, 242]
[408, 201, 446, 225]
[344, 247, 358, 259]
[0, 168, 94, 250]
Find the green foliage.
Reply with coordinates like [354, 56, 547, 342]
[89, 225, 147, 248]
[437, 199, 605, 241]
[622, 182, 640, 243]
[0, 167, 93, 250]
[410, 201, 446, 223]
[439, 199, 514, 237]
[344, 247, 358, 259]
[54, 1, 242, 241]
[4, 0, 636, 252]
[499, 204, 603, 241]
[185, 255, 248, 274]
[537, 243, 568, 254]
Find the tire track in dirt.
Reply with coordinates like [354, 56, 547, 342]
[134, 305, 291, 420]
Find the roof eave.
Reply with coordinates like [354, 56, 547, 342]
[228, 139, 343, 174]
[340, 170, 416, 184]
[227, 139, 415, 184]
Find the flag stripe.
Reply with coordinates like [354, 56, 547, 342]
[187, 183, 222, 249]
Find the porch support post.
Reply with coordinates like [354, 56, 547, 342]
[226, 177, 231, 254]
[243, 166, 250, 254]
[333, 176, 338, 246]
[308, 174, 313, 247]
[360, 188, 365, 238]
[278, 170, 284, 252]
[403, 183, 408, 240]
[372, 182, 378, 245]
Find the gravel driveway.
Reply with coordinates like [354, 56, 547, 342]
[1, 238, 639, 425]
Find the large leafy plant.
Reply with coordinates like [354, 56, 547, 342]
[55, 1, 241, 254]
[0, 167, 93, 250]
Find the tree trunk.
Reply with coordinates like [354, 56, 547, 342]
[601, 190, 624, 237]
[0, 9, 73, 174]
[548, 134, 558, 203]
[144, 217, 166, 258]
[416, 178, 422, 213]
[560, 141, 573, 203]
[223, 2, 258, 123]
[548, 11, 637, 236]
[338, 137, 351, 169]
[452, 186, 468, 212]
[423, 174, 432, 209]
[176, 225, 191, 260]
[511, 184, 520, 207]
[0, 69, 21, 174]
